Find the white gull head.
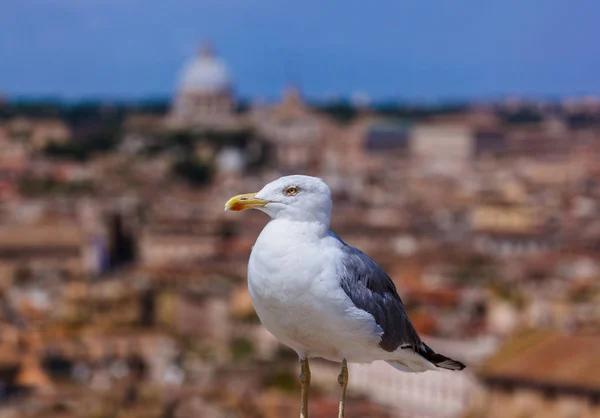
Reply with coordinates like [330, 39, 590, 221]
[225, 175, 332, 226]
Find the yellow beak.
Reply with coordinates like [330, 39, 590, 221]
[224, 193, 270, 212]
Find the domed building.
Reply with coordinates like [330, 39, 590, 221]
[168, 43, 239, 129]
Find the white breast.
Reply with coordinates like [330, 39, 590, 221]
[247, 219, 383, 361]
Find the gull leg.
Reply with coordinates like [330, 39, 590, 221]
[337, 359, 349, 418]
[300, 358, 311, 418]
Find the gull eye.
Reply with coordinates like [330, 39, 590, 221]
[284, 186, 299, 196]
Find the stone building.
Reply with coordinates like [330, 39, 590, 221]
[0, 223, 94, 277]
[346, 336, 495, 418]
[250, 86, 331, 174]
[410, 122, 507, 176]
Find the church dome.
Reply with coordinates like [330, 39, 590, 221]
[179, 43, 231, 94]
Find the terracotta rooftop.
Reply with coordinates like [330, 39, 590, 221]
[0, 223, 84, 247]
[405, 286, 460, 306]
[480, 331, 600, 391]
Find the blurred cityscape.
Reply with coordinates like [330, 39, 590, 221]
[0, 43, 599, 418]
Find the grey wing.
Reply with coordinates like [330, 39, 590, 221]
[338, 243, 422, 352]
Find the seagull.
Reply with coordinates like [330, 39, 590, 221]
[225, 175, 465, 418]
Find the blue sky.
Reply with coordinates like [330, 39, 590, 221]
[1, 0, 599, 101]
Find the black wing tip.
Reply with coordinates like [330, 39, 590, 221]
[418, 345, 467, 371]
[433, 357, 467, 371]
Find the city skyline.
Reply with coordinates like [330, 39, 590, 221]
[2, 0, 600, 101]
[1, 20, 600, 415]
